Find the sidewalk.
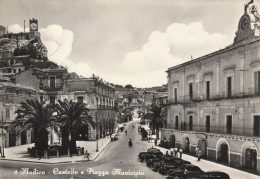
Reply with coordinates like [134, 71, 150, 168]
[0, 137, 111, 164]
[147, 140, 259, 179]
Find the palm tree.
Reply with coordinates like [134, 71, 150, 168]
[141, 104, 167, 139]
[14, 99, 57, 156]
[55, 99, 95, 154]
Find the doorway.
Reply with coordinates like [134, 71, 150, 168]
[245, 149, 257, 170]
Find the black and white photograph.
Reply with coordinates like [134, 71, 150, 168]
[0, 0, 260, 178]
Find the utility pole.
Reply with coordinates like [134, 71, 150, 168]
[96, 111, 99, 152]
[1, 112, 5, 158]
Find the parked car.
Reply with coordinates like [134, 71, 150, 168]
[159, 160, 191, 175]
[147, 158, 161, 168]
[167, 164, 203, 179]
[138, 148, 161, 160]
[202, 171, 230, 179]
[111, 134, 118, 141]
[153, 156, 182, 172]
[140, 151, 163, 162]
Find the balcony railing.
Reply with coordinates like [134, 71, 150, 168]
[97, 105, 115, 110]
[178, 124, 260, 137]
[168, 89, 260, 105]
[40, 83, 63, 91]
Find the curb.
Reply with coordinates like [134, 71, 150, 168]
[92, 140, 111, 161]
[0, 140, 112, 164]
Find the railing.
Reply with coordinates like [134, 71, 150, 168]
[97, 105, 115, 110]
[178, 124, 260, 137]
[168, 89, 260, 106]
[40, 83, 63, 91]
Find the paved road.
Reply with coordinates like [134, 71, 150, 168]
[0, 121, 166, 179]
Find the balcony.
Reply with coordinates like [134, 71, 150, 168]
[97, 105, 115, 110]
[40, 83, 63, 91]
[178, 124, 260, 137]
[168, 89, 260, 106]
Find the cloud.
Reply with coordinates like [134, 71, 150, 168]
[8, 24, 29, 33]
[120, 22, 228, 87]
[39, 25, 96, 77]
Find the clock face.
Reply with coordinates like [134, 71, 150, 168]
[30, 23, 38, 31]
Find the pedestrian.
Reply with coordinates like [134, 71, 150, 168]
[195, 146, 199, 156]
[198, 150, 202, 161]
[174, 147, 178, 157]
[155, 138, 158, 146]
[179, 148, 183, 159]
[125, 130, 127, 135]
[170, 147, 174, 156]
[166, 151, 169, 156]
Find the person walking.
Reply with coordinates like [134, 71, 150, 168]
[170, 147, 174, 156]
[179, 148, 183, 159]
[154, 138, 158, 146]
[125, 130, 127, 135]
[174, 147, 178, 157]
[198, 150, 202, 161]
[195, 146, 199, 156]
[166, 151, 169, 156]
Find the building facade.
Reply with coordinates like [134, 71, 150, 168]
[64, 76, 116, 141]
[161, 2, 260, 174]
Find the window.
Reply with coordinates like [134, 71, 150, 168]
[227, 76, 232, 97]
[189, 116, 193, 130]
[206, 115, 210, 132]
[174, 88, 177, 103]
[39, 77, 43, 88]
[40, 95, 43, 102]
[175, 116, 179, 129]
[13, 69, 16, 73]
[50, 96, 55, 105]
[189, 83, 193, 100]
[254, 116, 260, 137]
[5, 108, 10, 120]
[50, 77, 55, 89]
[77, 96, 83, 103]
[255, 71, 260, 96]
[206, 81, 210, 100]
[18, 69, 21, 73]
[29, 92, 31, 96]
[226, 115, 232, 134]
[16, 90, 19, 95]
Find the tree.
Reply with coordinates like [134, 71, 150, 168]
[14, 99, 57, 156]
[141, 104, 167, 139]
[125, 84, 134, 89]
[55, 99, 95, 154]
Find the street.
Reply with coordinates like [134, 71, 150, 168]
[0, 121, 166, 179]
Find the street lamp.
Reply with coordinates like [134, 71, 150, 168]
[1, 112, 5, 158]
[96, 111, 99, 152]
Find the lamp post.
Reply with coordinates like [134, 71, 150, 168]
[96, 111, 99, 152]
[1, 112, 5, 158]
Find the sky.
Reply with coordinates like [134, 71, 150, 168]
[0, 0, 258, 88]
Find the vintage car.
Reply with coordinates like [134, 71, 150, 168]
[167, 164, 203, 179]
[159, 159, 191, 175]
[111, 134, 118, 141]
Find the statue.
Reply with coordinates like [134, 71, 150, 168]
[244, 0, 254, 13]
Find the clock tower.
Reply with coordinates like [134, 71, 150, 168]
[29, 18, 38, 32]
[234, 0, 260, 43]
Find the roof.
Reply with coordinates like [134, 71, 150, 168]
[0, 82, 36, 91]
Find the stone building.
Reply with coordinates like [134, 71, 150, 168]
[161, 2, 260, 174]
[63, 76, 116, 141]
[0, 80, 37, 148]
